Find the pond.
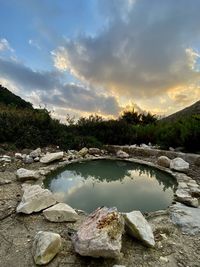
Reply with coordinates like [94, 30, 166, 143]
[44, 159, 177, 213]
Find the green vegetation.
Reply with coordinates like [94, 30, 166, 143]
[0, 86, 200, 152]
[0, 85, 33, 109]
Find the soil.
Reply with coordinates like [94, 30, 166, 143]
[0, 155, 200, 267]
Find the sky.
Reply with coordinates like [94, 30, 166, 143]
[0, 0, 200, 121]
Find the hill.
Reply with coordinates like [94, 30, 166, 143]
[0, 85, 33, 109]
[162, 100, 200, 122]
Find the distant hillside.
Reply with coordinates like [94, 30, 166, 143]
[0, 85, 33, 109]
[162, 100, 200, 122]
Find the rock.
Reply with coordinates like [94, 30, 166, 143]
[16, 168, 40, 181]
[17, 185, 56, 214]
[0, 155, 11, 162]
[175, 189, 198, 207]
[170, 203, 200, 235]
[116, 150, 129, 158]
[169, 147, 175, 151]
[88, 148, 101, 155]
[160, 256, 169, 263]
[124, 211, 155, 247]
[170, 157, 189, 171]
[113, 265, 126, 267]
[71, 207, 124, 258]
[23, 155, 34, 164]
[30, 148, 41, 158]
[43, 203, 78, 222]
[33, 231, 62, 265]
[34, 156, 40, 162]
[140, 144, 150, 149]
[157, 156, 171, 168]
[15, 153, 23, 159]
[40, 152, 64, 164]
[78, 147, 88, 157]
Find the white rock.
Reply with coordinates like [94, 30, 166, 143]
[30, 148, 41, 158]
[175, 188, 199, 207]
[170, 157, 189, 171]
[43, 203, 78, 222]
[88, 148, 101, 155]
[15, 153, 23, 159]
[170, 203, 200, 235]
[160, 256, 169, 263]
[34, 157, 40, 162]
[116, 150, 129, 158]
[124, 211, 155, 247]
[33, 231, 62, 265]
[72, 207, 124, 258]
[140, 144, 150, 149]
[78, 147, 88, 157]
[17, 185, 56, 214]
[16, 168, 39, 181]
[157, 156, 171, 168]
[40, 152, 64, 164]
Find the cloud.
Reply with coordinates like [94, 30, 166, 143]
[0, 38, 14, 53]
[28, 39, 41, 50]
[52, 0, 200, 103]
[0, 57, 120, 116]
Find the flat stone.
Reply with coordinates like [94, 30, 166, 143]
[170, 157, 189, 171]
[17, 185, 56, 214]
[40, 152, 64, 164]
[71, 207, 124, 258]
[124, 211, 155, 247]
[33, 231, 62, 265]
[116, 150, 129, 158]
[157, 156, 171, 168]
[16, 168, 39, 181]
[43, 203, 78, 222]
[170, 203, 200, 235]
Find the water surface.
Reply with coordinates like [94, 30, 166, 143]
[44, 160, 177, 213]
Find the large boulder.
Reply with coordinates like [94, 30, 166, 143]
[43, 203, 78, 222]
[124, 211, 155, 247]
[30, 147, 41, 158]
[16, 168, 39, 181]
[170, 157, 189, 171]
[170, 203, 200, 235]
[33, 231, 62, 265]
[71, 207, 124, 258]
[88, 148, 101, 155]
[78, 147, 88, 157]
[17, 185, 56, 214]
[40, 152, 64, 164]
[116, 150, 129, 158]
[157, 156, 171, 168]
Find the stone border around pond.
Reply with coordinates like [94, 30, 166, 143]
[29, 155, 199, 211]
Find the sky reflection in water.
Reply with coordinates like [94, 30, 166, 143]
[45, 160, 177, 213]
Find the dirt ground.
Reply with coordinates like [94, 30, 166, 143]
[0, 156, 200, 267]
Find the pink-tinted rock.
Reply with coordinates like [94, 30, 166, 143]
[72, 207, 124, 258]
